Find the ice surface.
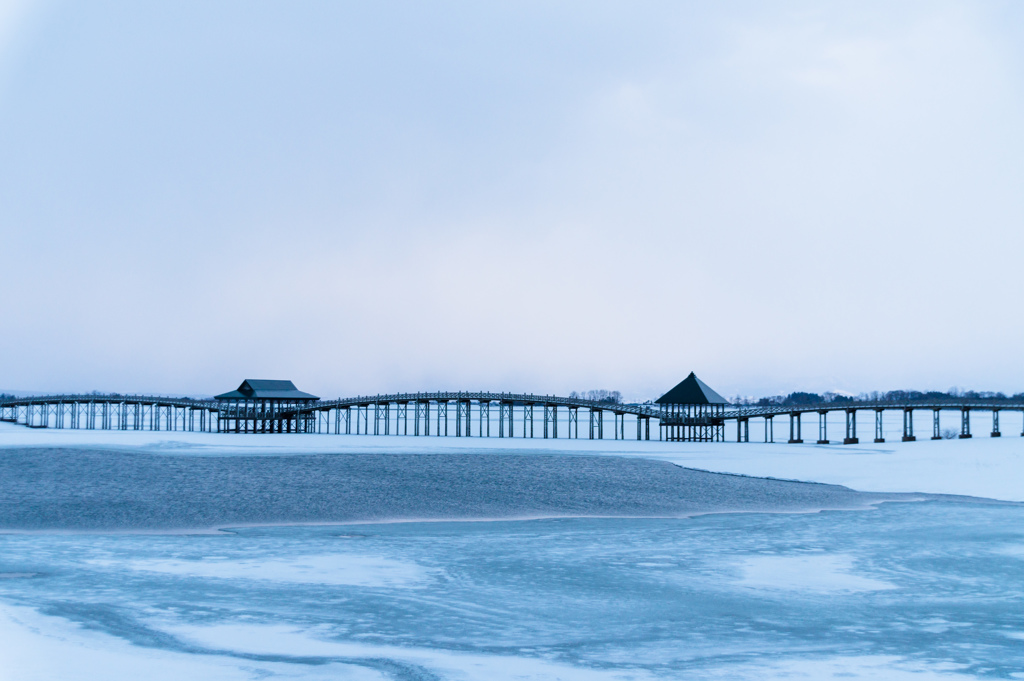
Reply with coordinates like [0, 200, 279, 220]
[1, 502, 1022, 679]
[2, 423, 1022, 679]
[3, 419, 1023, 501]
[0, 448, 902, 530]
[735, 554, 895, 593]
[0, 602, 388, 681]
[123, 554, 434, 587]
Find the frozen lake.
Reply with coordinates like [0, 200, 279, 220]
[1, 442, 1022, 680]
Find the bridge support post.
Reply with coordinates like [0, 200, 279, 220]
[874, 409, 884, 442]
[525, 403, 534, 438]
[902, 409, 916, 441]
[817, 411, 829, 444]
[789, 413, 803, 443]
[589, 409, 595, 440]
[499, 402, 510, 438]
[765, 416, 773, 443]
[568, 407, 578, 438]
[844, 410, 858, 444]
[991, 409, 1001, 437]
[959, 408, 971, 439]
[932, 409, 942, 440]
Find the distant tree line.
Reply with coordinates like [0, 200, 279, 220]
[733, 388, 1024, 406]
[569, 390, 622, 404]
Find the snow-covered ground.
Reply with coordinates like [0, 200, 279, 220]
[2, 419, 1022, 501]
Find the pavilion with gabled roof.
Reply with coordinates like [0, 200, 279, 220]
[656, 372, 728, 442]
[215, 379, 319, 433]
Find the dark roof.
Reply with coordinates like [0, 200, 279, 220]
[655, 372, 727, 405]
[215, 379, 319, 401]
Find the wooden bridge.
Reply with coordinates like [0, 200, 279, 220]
[1, 391, 1020, 443]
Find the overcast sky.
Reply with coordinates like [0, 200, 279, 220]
[1, 1, 1022, 400]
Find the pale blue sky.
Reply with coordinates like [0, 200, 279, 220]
[1, 1, 1022, 400]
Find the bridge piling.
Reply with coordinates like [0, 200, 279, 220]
[991, 409, 1000, 437]
[959, 408, 972, 439]
[789, 412, 803, 443]
[902, 409, 916, 441]
[932, 409, 942, 440]
[817, 411, 829, 445]
[844, 410, 858, 444]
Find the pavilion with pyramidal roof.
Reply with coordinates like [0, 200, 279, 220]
[656, 372, 728, 442]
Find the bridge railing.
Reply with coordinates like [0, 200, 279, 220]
[725, 399, 1024, 419]
[0, 394, 216, 409]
